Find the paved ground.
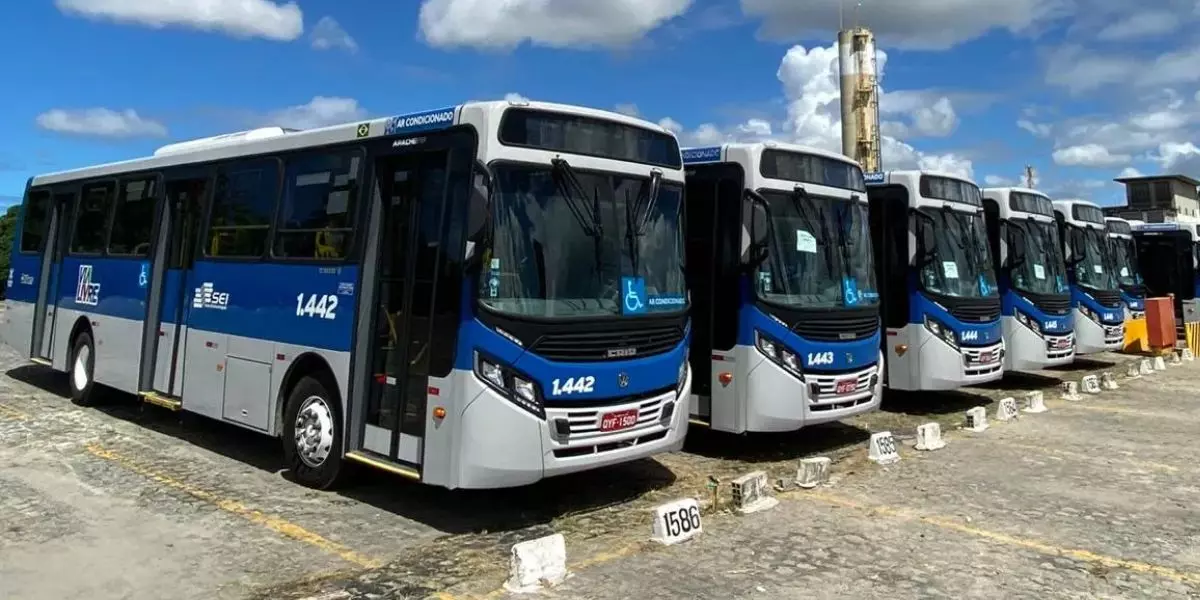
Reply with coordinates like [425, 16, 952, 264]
[1, 344, 1195, 599]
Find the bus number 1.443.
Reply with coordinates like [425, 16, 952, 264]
[295, 293, 339, 320]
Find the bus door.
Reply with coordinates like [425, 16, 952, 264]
[140, 172, 209, 398]
[352, 134, 473, 468]
[31, 189, 78, 364]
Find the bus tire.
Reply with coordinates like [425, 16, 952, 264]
[282, 375, 345, 490]
[69, 332, 98, 406]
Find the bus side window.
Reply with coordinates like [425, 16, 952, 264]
[275, 148, 363, 260]
[206, 160, 279, 259]
[19, 191, 52, 254]
[108, 177, 158, 256]
[71, 183, 115, 255]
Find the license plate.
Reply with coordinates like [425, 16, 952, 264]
[979, 351, 994, 363]
[1052, 338, 1069, 349]
[835, 378, 857, 394]
[599, 408, 639, 432]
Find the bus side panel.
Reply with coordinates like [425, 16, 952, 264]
[4, 253, 44, 358]
[55, 257, 150, 394]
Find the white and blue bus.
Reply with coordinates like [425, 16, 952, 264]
[981, 188, 1075, 371]
[1, 99, 693, 490]
[865, 171, 1004, 390]
[1052, 200, 1124, 354]
[1132, 220, 1200, 330]
[1104, 217, 1146, 320]
[680, 142, 882, 433]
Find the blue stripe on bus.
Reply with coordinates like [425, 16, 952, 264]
[1002, 291, 1072, 334]
[1071, 287, 1123, 324]
[912, 293, 1002, 346]
[7, 253, 42, 303]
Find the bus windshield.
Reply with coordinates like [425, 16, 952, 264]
[1074, 227, 1119, 291]
[918, 208, 998, 299]
[755, 190, 879, 309]
[1010, 219, 1068, 296]
[1110, 237, 1141, 287]
[482, 163, 687, 318]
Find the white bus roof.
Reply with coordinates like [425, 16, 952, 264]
[31, 99, 677, 187]
[864, 169, 978, 187]
[681, 141, 859, 166]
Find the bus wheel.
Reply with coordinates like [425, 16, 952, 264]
[283, 376, 345, 490]
[69, 332, 97, 406]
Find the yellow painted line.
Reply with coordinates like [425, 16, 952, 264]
[85, 443, 382, 569]
[804, 490, 1200, 584]
[0, 402, 28, 420]
[1002, 441, 1178, 473]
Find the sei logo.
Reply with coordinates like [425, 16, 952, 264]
[806, 351, 834, 366]
[961, 329, 979, 342]
[550, 376, 595, 396]
[295, 293, 339, 320]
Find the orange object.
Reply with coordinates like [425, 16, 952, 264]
[1145, 297, 1176, 350]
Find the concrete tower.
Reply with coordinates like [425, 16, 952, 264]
[837, 27, 881, 173]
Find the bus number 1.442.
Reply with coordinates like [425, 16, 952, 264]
[295, 293, 339, 320]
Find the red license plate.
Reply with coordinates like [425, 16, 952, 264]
[835, 378, 857, 394]
[979, 351, 995, 363]
[1052, 338, 1069, 349]
[599, 408, 639, 432]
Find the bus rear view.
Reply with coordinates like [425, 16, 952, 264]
[681, 143, 882, 433]
[981, 188, 1075, 371]
[1053, 200, 1124, 354]
[866, 171, 1004, 390]
[1132, 221, 1200, 335]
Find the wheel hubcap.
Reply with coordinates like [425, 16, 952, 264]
[294, 396, 335, 468]
[72, 346, 90, 392]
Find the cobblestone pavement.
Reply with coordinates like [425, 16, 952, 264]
[2, 340, 1191, 599]
[480, 355, 1200, 600]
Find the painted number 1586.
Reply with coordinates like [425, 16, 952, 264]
[296, 293, 338, 320]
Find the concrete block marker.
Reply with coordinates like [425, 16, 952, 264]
[1100, 372, 1119, 391]
[1183, 348, 1195, 361]
[796, 457, 831, 489]
[995, 397, 1019, 421]
[965, 406, 989, 432]
[652, 498, 703, 546]
[1140, 358, 1154, 376]
[505, 534, 568, 593]
[868, 431, 900, 465]
[1061, 381, 1082, 401]
[915, 423, 946, 451]
[1023, 391, 1047, 413]
[1080, 374, 1102, 395]
[730, 471, 778, 514]
[1170, 351, 1183, 366]
[1153, 356, 1167, 371]
[1125, 362, 1141, 379]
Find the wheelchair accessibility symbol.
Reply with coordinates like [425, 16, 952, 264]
[621, 276, 646, 315]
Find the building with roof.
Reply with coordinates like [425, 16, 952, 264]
[1104, 174, 1200, 223]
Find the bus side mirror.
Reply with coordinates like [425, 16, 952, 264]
[464, 163, 492, 267]
[915, 214, 937, 264]
[744, 190, 769, 267]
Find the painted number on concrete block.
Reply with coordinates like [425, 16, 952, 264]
[652, 498, 702, 545]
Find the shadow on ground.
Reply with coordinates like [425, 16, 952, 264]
[6, 364, 677, 536]
[681, 421, 871, 464]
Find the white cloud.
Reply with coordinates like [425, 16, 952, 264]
[310, 16, 357, 53]
[881, 91, 958, 138]
[265, 97, 366, 130]
[56, 0, 303, 41]
[1152, 142, 1200, 176]
[660, 42, 972, 179]
[615, 103, 640, 117]
[1096, 10, 1179, 40]
[1052, 143, 1131, 167]
[1017, 119, 1052, 138]
[418, 0, 692, 49]
[739, 0, 1063, 50]
[36, 108, 167, 138]
[504, 92, 530, 103]
[1045, 44, 1200, 94]
[1117, 167, 1144, 178]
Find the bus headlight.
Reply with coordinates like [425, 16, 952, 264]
[474, 351, 544, 419]
[924, 316, 958, 349]
[755, 330, 804, 380]
[1078, 304, 1098, 323]
[1014, 310, 1033, 330]
[676, 360, 688, 394]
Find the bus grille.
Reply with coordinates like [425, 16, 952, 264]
[1089, 289, 1123, 309]
[948, 299, 1001, 323]
[532, 324, 685, 362]
[1029, 294, 1071, 315]
[791, 313, 879, 342]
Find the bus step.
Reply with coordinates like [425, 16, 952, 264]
[30, 357, 52, 367]
[139, 391, 182, 411]
[345, 450, 420, 481]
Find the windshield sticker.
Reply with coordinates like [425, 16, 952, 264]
[978, 275, 991, 296]
[1033, 264, 1045, 280]
[842, 276, 860, 306]
[759, 271, 772, 293]
[1055, 275, 1068, 293]
[621, 276, 647, 316]
[1093, 264, 1103, 274]
[942, 261, 959, 279]
[1120, 266, 1129, 277]
[648, 295, 686, 310]
[488, 258, 501, 298]
[796, 230, 817, 254]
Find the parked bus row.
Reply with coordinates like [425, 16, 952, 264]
[0, 98, 1171, 492]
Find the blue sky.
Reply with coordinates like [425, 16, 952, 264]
[2, 0, 1198, 210]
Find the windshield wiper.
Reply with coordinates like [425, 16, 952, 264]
[551, 158, 607, 286]
[633, 169, 662, 236]
[791, 186, 838, 277]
